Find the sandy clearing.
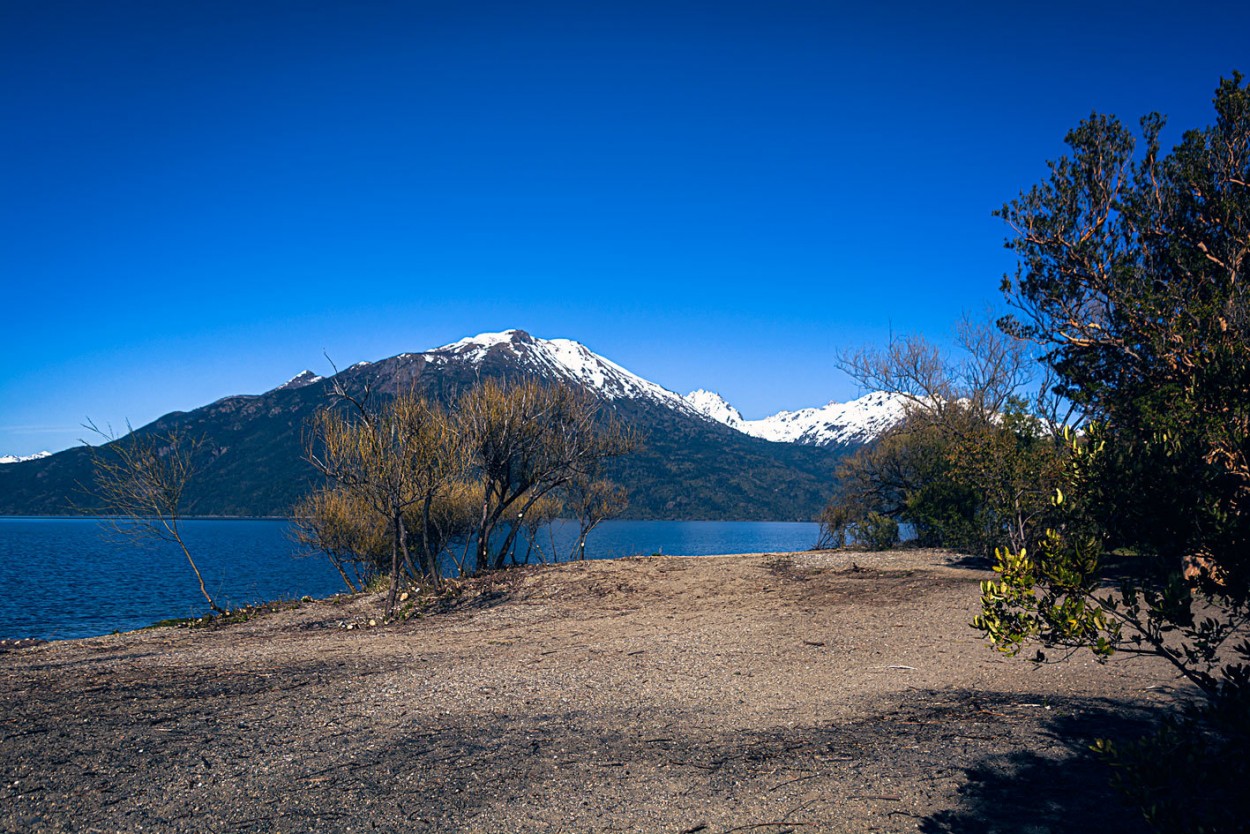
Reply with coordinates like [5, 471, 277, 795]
[0, 549, 1185, 833]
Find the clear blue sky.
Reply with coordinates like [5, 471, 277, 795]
[2, 0, 1247, 456]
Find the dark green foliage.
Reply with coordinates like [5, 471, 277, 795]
[819, 416, 978, 550]
[859, 512, 898, 550]
[981, 72, 1250, 831]
[997, 73, 1250, 581]
[905, 478, 984, 551]
[816, 503, 900, 550]
[1093, 694, 1250, 834]
[882, 416, 998, 555]
[821, 398, 1065, 559]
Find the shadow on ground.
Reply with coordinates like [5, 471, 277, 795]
[919, 695, 1156, 834]
[940, 552, 994, 570]
[1, 645, 1173, 834]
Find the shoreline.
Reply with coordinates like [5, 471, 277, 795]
[0, 524, 828, 643]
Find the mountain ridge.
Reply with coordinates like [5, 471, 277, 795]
[0, 330, 899, 520]
[254, 329, 906, 450]
[682, 388, 908, 448]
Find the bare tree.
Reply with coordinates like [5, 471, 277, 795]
[296, 477, 481, 590]
[565, 476, 628, 561]
[837, 314, 1035, 429]
[306, 387, 467, 614]
[456, 378, 635, 573]
[86, 421, 224, 614]
[291, 487, 389, 593]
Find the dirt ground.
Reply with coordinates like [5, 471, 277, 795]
[0, 549, 1191, 833]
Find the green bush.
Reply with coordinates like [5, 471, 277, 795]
[859, 512, 899, 550]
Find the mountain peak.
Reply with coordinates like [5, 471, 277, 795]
[417, 331, 908, 445]
[436, 329, 533, 356]
[684, 390, 745, 429]
[686, 387, 908, 448]
[424, 330, 698, 413]
[741, 391, 908, 447]
[274, 370, 324, 392]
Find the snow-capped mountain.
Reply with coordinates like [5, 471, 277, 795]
[751, 391, 909, 447]
[419, 330, 704, 417]
[264, 330, 904, 449]
[374, 329, 907, 448]
[408, 331, 908, 447]
[0, 451, 52, 465]
[3, 327, 906, 519]
[685, 390, 908, 448]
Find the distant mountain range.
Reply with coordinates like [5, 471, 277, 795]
[0, 330, 906, 520]
[683, 389, 906, 448]
[0, 451, 51, 465]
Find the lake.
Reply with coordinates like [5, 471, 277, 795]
[0, 518, 820, 641]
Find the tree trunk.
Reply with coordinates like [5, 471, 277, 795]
[421, 492, 441, 589]
[493, 488, 553, 570]
[387, 512, 403, 616]
[176, 534, 225, 614]
[330, 556, 360, 594]
[397, 512, 413, 599]
[475, 485, 494, 575]
[495, 517, 520, 570]
[456, 535, 473, 577]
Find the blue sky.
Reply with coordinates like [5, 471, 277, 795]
[2, 0, 1247, 456]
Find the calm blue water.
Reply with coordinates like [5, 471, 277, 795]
[0, 518, 820, 641]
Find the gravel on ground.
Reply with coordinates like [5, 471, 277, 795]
[0, 549, 1189, 833]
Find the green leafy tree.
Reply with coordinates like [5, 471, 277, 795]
[858, 512, 899, 550]
[827, 318, 1066, 556]
[977, 73, 1250, 832]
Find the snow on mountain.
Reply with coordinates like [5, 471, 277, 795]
[255, 328, 902, 448]
[745, 391, 908, 447]
[418, 330, 904, 447]
[426, 330, 703, 416]
[274, 370, 323, 391]
[685, 389, 908, 448]
[683, 390, 745, 429]
[0, 451, 52, 465]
